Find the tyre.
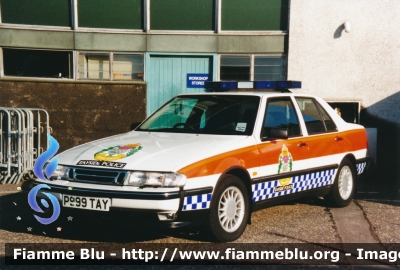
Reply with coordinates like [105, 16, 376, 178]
[208, 174, 249, 242]
[326, 159, 356, 207]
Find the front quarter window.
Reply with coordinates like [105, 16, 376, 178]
[138, 95, 260, 135]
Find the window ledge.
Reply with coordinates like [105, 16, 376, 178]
[0, 23, 72, 32]
[75, 27, 145, 34]
[147, 30, 287, 36]
[0, 77, 146, 85]
[0, 24, 288, 36]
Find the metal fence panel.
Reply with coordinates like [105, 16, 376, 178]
[0, 107, 51, 184]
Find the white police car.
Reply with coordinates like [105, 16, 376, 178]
[34, 81, 368, 242]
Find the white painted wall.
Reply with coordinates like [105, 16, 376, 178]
[288, 0, 400, 123]
[288, 0, 400, 196]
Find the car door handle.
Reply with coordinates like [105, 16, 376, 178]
[297, 142, 308, 147]
[334, 136, 343, 141]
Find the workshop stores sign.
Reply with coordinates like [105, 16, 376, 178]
[187, 74, 209, 88]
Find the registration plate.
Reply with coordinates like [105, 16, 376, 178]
[62, 195, 110, 212]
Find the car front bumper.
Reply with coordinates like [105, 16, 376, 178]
[32, 181, 213, 226]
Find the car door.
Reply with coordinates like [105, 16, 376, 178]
[253, 97, 310, 203]
[294, 97, 342, 185]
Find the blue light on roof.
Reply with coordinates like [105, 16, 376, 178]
[204, 81, 238, 89]
[221, 81, 238, 89]
[255, 81, 301, 89]
[253, 81, 277, 89]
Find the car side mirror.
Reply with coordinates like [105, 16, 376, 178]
[262, 127, 288, 140]
[130, 122, 141, 131]
[271, 128, 288, 139]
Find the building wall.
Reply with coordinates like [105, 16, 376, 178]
[288, 0, 400, 197]
[0, 1, 289, 179]
[0, 28, 286, 54]
[0, 80, 146, 152]
[0, 1, 288, 153]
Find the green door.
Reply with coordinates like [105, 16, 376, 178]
[147, 55, 213, 115]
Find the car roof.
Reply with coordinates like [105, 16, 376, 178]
[177, 91, 317, 98]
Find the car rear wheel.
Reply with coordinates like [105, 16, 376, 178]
[326, 159, 355, 207]
[208, 174, 249, 242]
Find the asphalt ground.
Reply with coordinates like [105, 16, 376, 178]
[0, 181, 399, 269]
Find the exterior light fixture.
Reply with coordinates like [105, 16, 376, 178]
[344, 21, 351, 33]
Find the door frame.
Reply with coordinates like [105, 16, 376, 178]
[145, 52, 218, 116]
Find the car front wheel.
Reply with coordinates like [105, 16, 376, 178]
[326, 159, 356, 207]
[208, 174, 249, 242]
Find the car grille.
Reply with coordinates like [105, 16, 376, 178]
[67, 167, 127, 185]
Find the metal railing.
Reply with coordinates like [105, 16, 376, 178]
[0, 107, 52, 184]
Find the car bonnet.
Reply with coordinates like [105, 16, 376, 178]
[56, 131, 256, 172]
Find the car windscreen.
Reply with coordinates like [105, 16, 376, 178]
[137, 95, 260, 135]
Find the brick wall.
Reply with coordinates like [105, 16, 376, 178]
[0, 80, 146, 152]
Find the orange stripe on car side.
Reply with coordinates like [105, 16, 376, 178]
[178, 129, 367, 179]
[178, 145, 260, 179]
[256, 138, 310, 165]
[178, 137, 311, 178]
[306, 129, 368, 159]
[342, 129, 368, 151]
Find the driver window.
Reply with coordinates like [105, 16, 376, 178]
[262, 98, 301, 139]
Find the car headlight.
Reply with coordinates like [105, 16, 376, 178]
[125, 172, 186, 187]
[49, 165, 69, 180]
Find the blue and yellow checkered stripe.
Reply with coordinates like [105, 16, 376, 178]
[252, 169, 337, 202]
[182, 193, 212, 211]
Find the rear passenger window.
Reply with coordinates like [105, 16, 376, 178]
[262, 97, 301, 139]
[316, 102, 337, 132]
[295, 98, 337, 134]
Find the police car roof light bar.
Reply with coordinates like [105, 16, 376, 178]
[204, 81, 301, 90]
[254, 81, 301, 89]
[205, 81, 238, 89]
